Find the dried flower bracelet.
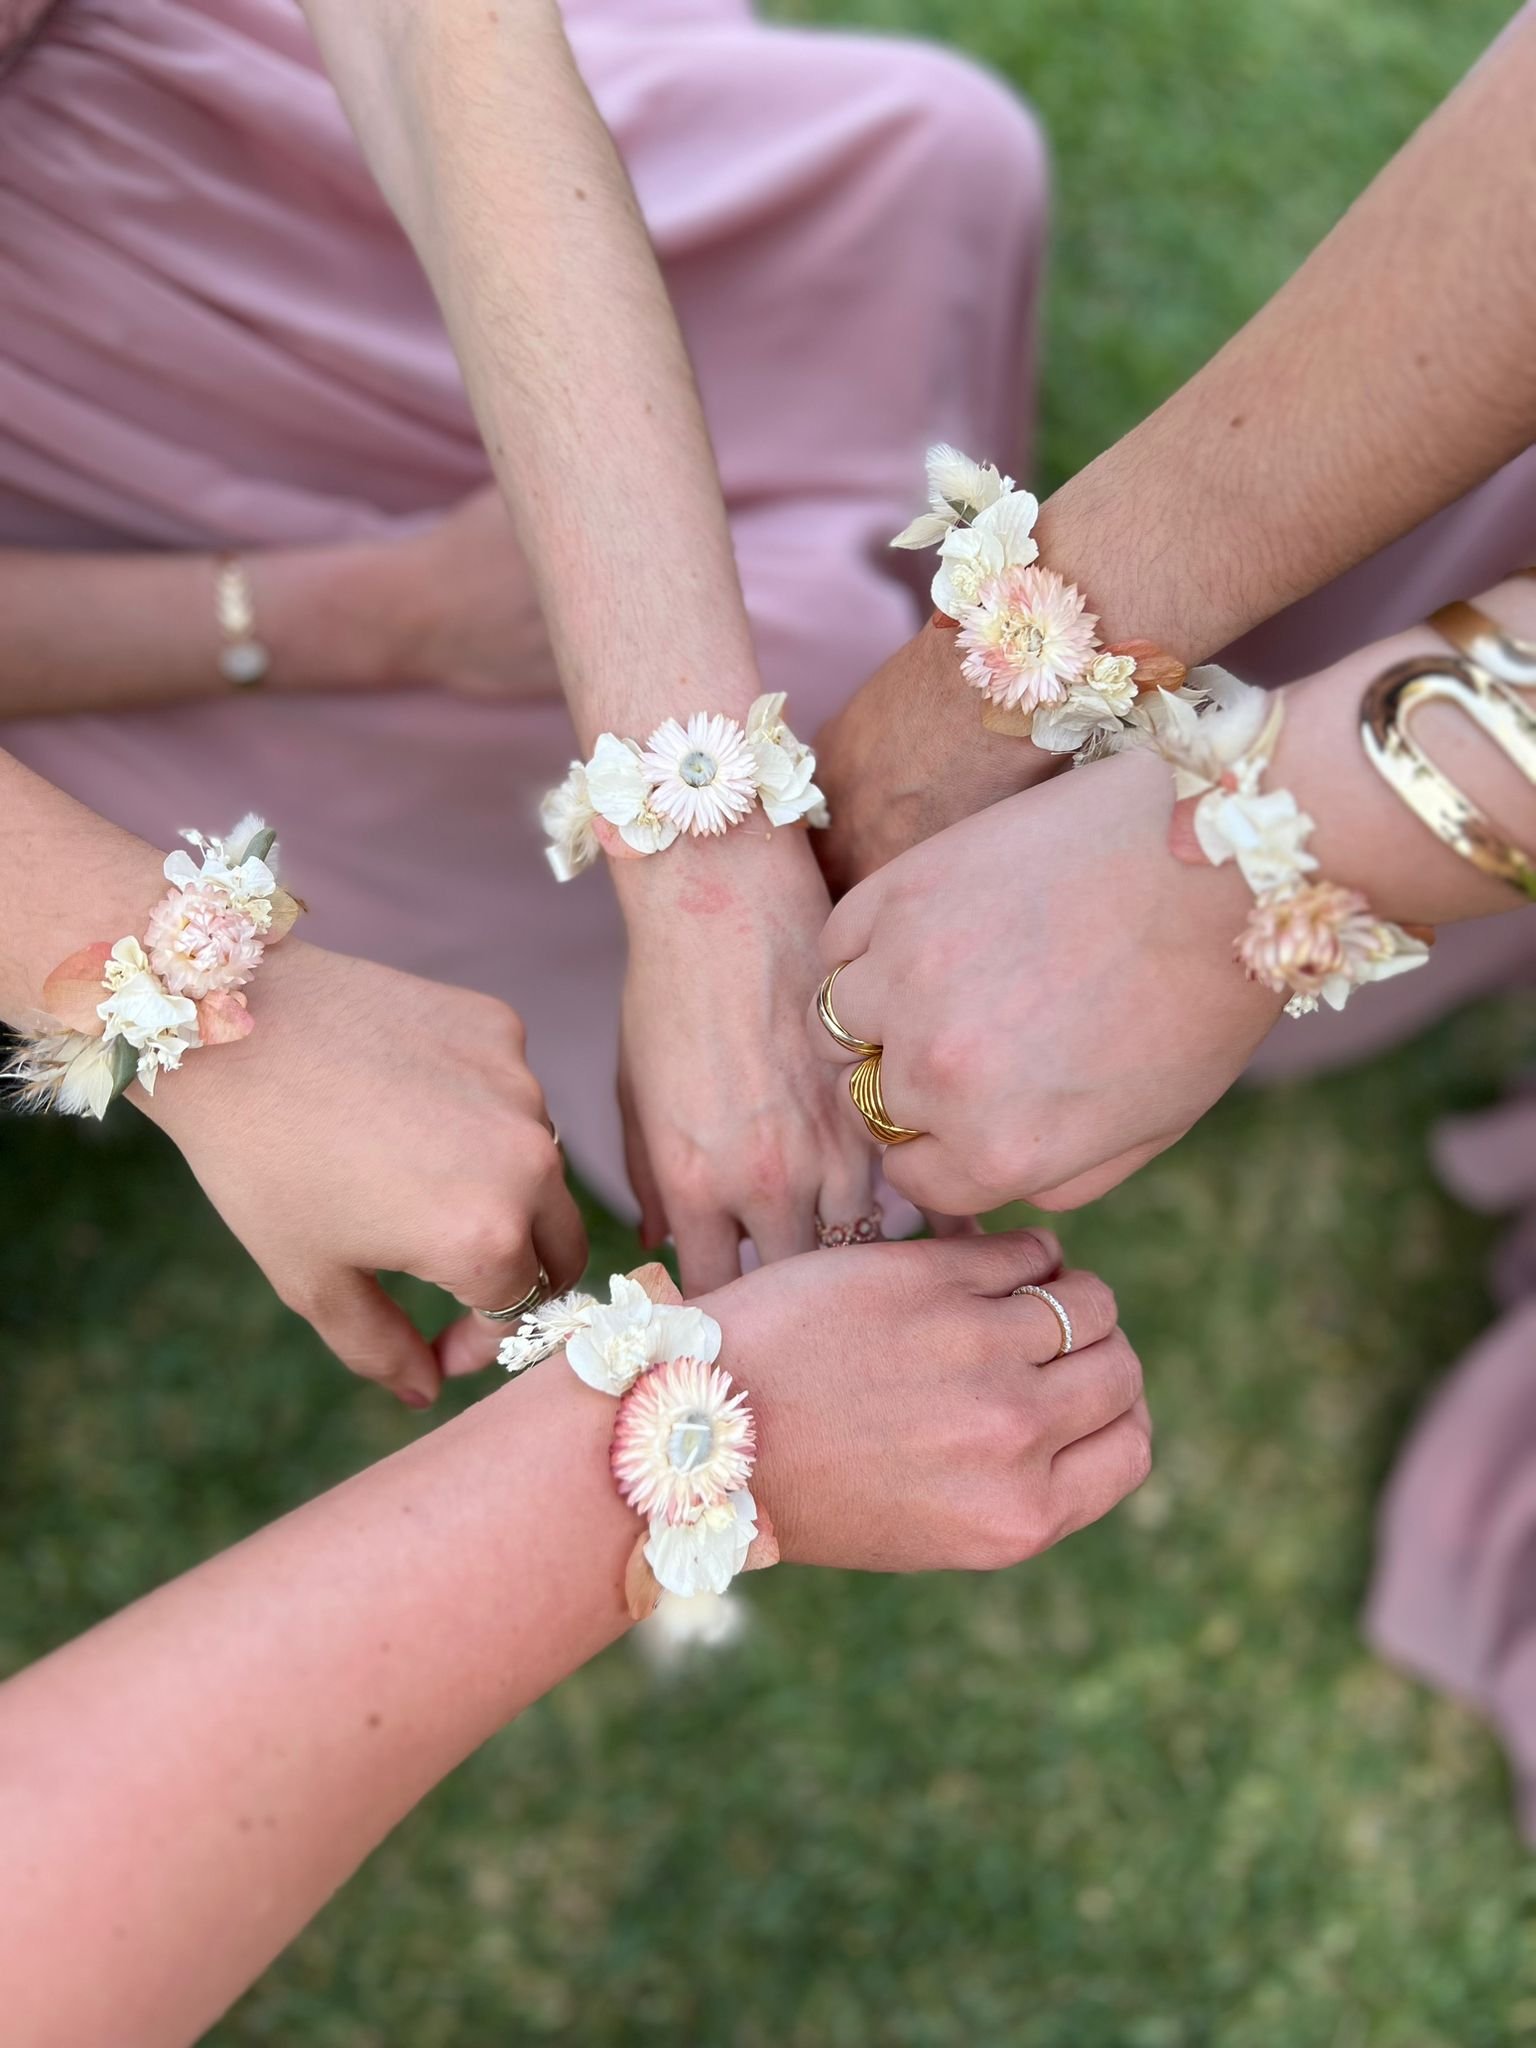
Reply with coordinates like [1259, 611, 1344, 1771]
[891, 444, 1195, 761]
[5, 817, 303, 1118]
[498, 1263, 778, 1613]
[1141, 673, 1432, 1017]
[541, 692, 827, 881]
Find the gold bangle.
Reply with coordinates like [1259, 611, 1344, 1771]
[1429, 592, 1536, 721]
[1361, 653, 1536, 901]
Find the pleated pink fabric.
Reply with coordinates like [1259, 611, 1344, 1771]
[0, 0, 1048, 1204]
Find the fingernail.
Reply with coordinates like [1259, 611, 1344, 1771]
[399, 1390, 433, 1412]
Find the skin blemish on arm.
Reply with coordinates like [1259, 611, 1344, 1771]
[673, 876, 734, 917]
[366, 1713, 383, 1731]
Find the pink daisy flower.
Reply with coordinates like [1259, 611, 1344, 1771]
[611, 1356, 756, 1524]
[957, 564, 1099, 712]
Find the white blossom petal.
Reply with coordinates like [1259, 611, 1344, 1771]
[890, 510, 956, 550]
[644, 1490, 758, 1598]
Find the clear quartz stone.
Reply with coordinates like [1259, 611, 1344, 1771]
[667, 1412, 715, 1471]
[219, 639, 270, 687]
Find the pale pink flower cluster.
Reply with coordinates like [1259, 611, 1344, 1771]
[145, 881, 266, 999]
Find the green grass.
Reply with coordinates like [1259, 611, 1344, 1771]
[3, 1, 1532, 2041]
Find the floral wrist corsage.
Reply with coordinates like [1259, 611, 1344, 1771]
[541, 693, 827, 881]
[892, 444, 1195, 760]
[1139, 673, 1433, 1016]
[498, 1264, 778, 1615]
[5, 816, 302, 1118]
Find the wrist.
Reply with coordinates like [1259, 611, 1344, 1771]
[248, 540, 416, 695]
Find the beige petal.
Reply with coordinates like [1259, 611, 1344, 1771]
[264, 888, 305, 942]
[196, 990, 255, 1044]
[979, 698, 1039, 739]
[624, 1533, 663, 1621]
[41, 942, 114, 1034]
[627, 1261, 683, 1307]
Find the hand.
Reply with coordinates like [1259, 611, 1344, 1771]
[814, 619, 1060, 896]
[143, 941, 587, 1405]
[810, 747, 1282, 1217]
[704, 1228, 1151, 1570]
[615, 830, 879, 1293]
[386, 485, 560, 700]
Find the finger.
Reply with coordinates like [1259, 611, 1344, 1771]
[531, 1167, 589, 1298]
[673, 1212, 744, 1295]
[435, 1306, 503, 1380]
[809, 1138, 884, 1253]
[1026, 1136, 1179, 1212]
[924, 1210, 982, 1238]
[882, 1134, 997, 1223]
[1048, 1398, 1154, 1538]
[301, 1270, 442, 1409]
[742, 1198, 818, 1268]
[1006, 1267, 1118, 1363]
[620, 1063, 669, 1251]
[819, 862, 889, 970]
[808, 954, 888, 1069]
[890, 1225, 1063, 1294]
[1031, 1328, 1144, 1451]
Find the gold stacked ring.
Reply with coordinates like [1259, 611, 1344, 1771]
[814, 963, 881, 1058]
[848, 1051, 922, 1146]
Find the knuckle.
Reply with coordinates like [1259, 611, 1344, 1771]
[455, 1205, 532, 1288]
[1076, 1272, 1119, 1334]
[1101, 1332, 1144, 1413]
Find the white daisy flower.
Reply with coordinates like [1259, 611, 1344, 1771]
[641, 712, 759, 837]
[610, 1355, 755, 1522]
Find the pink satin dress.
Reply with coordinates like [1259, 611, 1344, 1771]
[0, 0, 1047, 1193]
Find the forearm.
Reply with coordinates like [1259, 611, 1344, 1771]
[1036, 11, 1536, 665]
[301, 0, 760, 745]
[0, 1362, 634, 2048]
[0, 754, 166, 1016]
[0, 544, 409, 715]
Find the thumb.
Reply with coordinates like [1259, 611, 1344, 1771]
[298, 1269, 442, 1410]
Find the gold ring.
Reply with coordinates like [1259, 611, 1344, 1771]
[815, 963, 881, 1059]
[477, 1265, 552, 1323]
[1012, 1283, 1074, 1358]
[848, 1052, 922, 1145]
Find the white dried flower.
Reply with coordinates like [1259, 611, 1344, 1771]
[565, 1274, 721, 1397]
[644, 1490, 759, 1599]
[540, 761, 599, 883]
[586, 733, 680, 857]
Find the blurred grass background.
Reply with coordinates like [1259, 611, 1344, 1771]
[3, 0, 1534, 2041]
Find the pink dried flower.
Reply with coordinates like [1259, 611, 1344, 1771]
[1234, 881, 1377, 998]
[144, 883, 266, 1000]
[611, 1356, 755, 1525]
[957, 564, 1099, 712]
